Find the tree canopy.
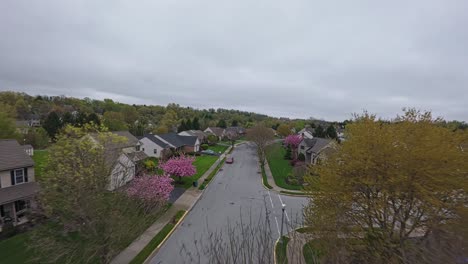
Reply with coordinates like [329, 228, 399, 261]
[304, 109, 468, 263]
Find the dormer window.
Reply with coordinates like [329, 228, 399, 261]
[136, 145, 141, 151]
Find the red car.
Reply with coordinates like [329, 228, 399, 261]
[226, 157, 234, 164]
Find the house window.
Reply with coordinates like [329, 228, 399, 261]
[154, 149, 157, 154]
[300, 146, 305, 150]
[142, 148, 145, 151]
[14, 169, 25, 184]
[136, 145, 140, 151]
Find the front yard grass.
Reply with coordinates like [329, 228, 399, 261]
[207, 144, 229, 154]
[0, 232, 33, 264]
[32, 149, 49, 180]
[130, 210, 186, 264]
[265, 143, 302, 190]
[175, 155, 218, 189]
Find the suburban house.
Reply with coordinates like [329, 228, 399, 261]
[139, 132, 200, 158]
[0, 139, 40, 231]
[204, 127, 225, 140]
[178, 130, 208, 143]
[298, 137, 336, 164]
[297, 127, 315, 139]
[139, 134, 171, 159]
[89, 131, 147, 191]
[226, 126, 246, 136]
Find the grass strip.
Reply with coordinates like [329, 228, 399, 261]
[275, 236, 290, 264]
[130, 210, 186, 264]
[199, 158, 226, 190]
[261, 165, 273, 189]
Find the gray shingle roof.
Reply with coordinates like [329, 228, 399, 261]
[158, 133, 197, 148]
[0, 140, 35, 171]
[0, 182, 40, 205]
[305, 138, 333, 154]
[140, 134, 170, 148]
[206, 127, 225, 137]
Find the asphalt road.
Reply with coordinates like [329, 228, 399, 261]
[150, 143, 308, 264]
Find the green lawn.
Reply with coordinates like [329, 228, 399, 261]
[265, 143, 302, 190]
[130, 210, 186, 264]
[275, 236, 290, 264]
[207, 144, 229, 154]
[32, 149, 49, 180]
[0, 232, 33, 264]
[175, 155, 218, 189]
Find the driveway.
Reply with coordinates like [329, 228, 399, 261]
[150, 143, 307, 264]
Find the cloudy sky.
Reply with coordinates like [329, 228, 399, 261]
[0, 0, 467, 121]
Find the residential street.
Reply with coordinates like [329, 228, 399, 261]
[150, 143, 307, 264]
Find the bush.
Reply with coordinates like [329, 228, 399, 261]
[201, 144, 209, 150]
[289, 159, 297, 166]
[284, 147, 292, 160]
[298, 153, 305, 161]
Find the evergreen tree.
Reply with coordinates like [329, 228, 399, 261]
[186, 119, 193, 130]
[178, 120, 187, 132]
[217, 119, 227, 128]
[326, 125, 338, 139]
[86, 113, 101, 126]
[62, 112, 74, 125]
[192, 117, 200, 130]
[231, 119, 239, 127]
[43, 111, 62, 139]
[313, 125, 325, 137]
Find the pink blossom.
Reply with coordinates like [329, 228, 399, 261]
[126, 173, 174, 202]
[159, 155, 196, 178]
[284, 135, 302, 148]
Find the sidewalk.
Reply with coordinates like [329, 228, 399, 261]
[263, 161, 307, 196]
[111, 146, 232, 264]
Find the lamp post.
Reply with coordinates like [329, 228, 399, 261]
[280, 203, 286, 240]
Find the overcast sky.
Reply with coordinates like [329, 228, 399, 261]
[1, 0, 467, 121]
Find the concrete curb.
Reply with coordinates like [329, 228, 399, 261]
[143, 210, 189, 264]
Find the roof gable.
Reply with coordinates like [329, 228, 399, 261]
[0, 139, 35, 171]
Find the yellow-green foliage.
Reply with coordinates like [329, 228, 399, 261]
[304, 109, 468, 263]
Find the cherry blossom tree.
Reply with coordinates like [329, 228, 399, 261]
[126, 174, 174, 210]
[284, 135, 302, 160]
[159, 155, 196, 183]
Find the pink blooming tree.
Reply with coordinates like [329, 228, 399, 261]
[126, 174, 174, 211]
[284, 135, 303, 160]
[159, 155, 196, 183]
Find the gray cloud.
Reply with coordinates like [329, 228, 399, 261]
[1, 0, 467, 121]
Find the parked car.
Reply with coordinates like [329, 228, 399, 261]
[226, 156, 234, 164]
[201, 149, 219, 156]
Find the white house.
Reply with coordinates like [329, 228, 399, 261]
[139, 134, 171, 158]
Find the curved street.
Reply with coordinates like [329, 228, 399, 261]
[150, 142, 308, 264]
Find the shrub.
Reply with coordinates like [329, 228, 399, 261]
[289, 159, 297, 166]
[201, 144, 209, 150]
[298, 153, 305, 161]
[284, 147, 292, 160]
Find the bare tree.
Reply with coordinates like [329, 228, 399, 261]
[246, 125, 275, 166]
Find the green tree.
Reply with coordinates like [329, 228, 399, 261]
[231, 119, 238, 127]
[24, 127, 49, 149]
[277, 124, 291, 137]
[178, 120, 187, 132]
[86, 113, 101, 126]
[29, 125, 163, 263]
[304, 110, 468, 263]
[0, 111, 20, 139]
[186, 119, 193, 130]
[326, 125, 337, 139]
[43, 111, 62, 139]
[62, 112, 74, 125]
[103, 111, 127, 131]
[313, 125, 325, 137]
[217, 119, 227, 128]
[193, 117, 200, 130]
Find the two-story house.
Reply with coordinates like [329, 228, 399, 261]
[0, 139, 40, 231]
[88, 131, 147, 191]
